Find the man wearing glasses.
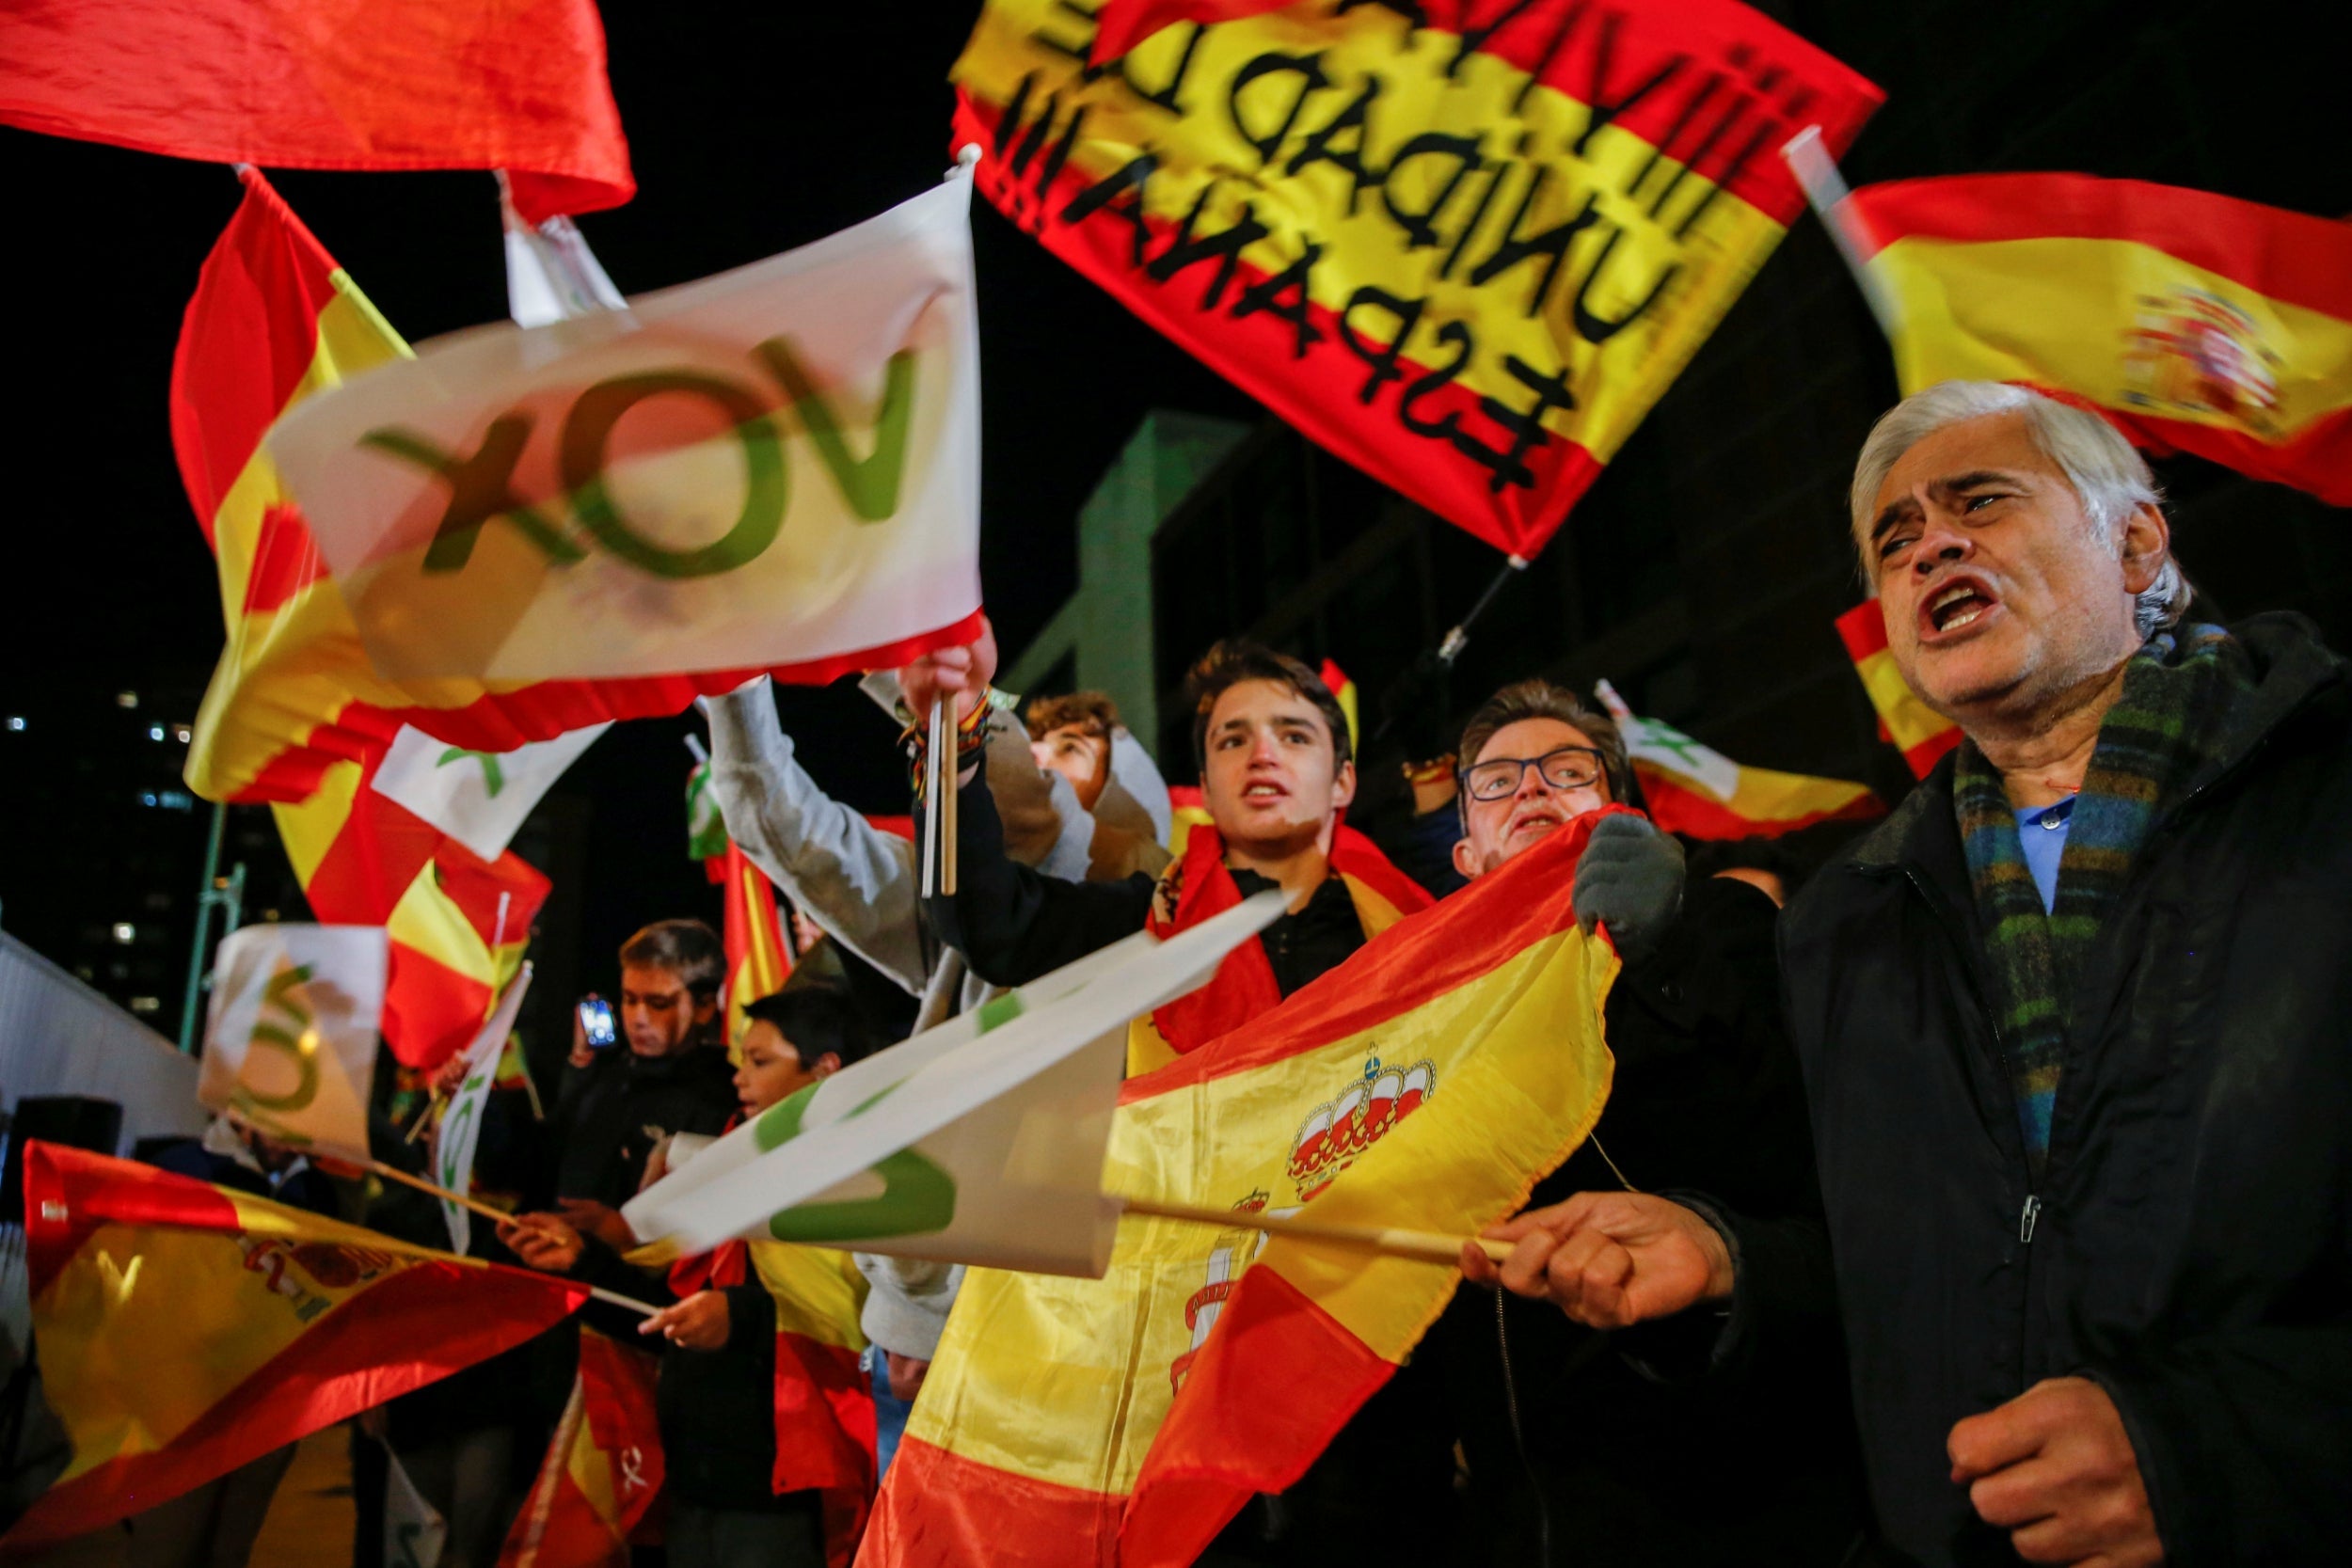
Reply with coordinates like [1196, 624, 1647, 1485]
[1434, 680, 1867, 1565]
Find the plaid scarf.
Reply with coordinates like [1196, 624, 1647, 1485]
[1953, 624, 2252, 1174]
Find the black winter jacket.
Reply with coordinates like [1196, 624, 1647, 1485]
[1747, 613, 2352, 1566]
[549, 1044, 739, 1209]
[1428, 873, 1868, 1567]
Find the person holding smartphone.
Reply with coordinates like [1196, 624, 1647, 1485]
[546, 919, 739, 1246]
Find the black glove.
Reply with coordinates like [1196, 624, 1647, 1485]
[1572, 815, 1685, 966]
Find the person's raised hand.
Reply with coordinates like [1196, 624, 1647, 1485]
[554, 1196, 637, 1253]
[897, 618, 998, 724]
[1459, 1191, 1733, 1329]
[499, 1213, 584, 1274]
[639, 1290, 731, 1351]
[1948, 1377, 2160, 1567]
[1573, 814, 1686, 966]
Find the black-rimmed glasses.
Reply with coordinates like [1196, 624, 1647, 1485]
[1459, 744, 1606, 803]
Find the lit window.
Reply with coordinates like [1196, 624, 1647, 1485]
[5, 716, 23, 732]
[148, 724, 166, 742]
[161, 790, 195, 812]
[117, 691, 138, 709]
[112, 922, 135, 944]
[139, 792, 158, 807]
[174, 724, 193, 743]
[129, 995, 161, 1013]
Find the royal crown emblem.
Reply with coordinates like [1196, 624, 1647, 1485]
[1285, 1050, 1436, 1203]
[2121, 286, 2283, 435]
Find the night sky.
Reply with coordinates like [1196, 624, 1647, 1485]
[0, 3, 1262, 992]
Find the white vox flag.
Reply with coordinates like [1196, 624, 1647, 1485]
[1594, 679, 1742, 801]
[381, 1436, 449, 1568]
[267, 173, 981, 683]
[199, 924, 389, 1157]
[371, 722, 609, 863]
[624, 893, 1286, 1279]
[431, 962, 534, 1254]
[501, 171, 628, 330]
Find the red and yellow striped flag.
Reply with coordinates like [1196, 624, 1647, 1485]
[751, 1243, 875, 1568]
[1841, 172, 2352, 504]
[168, 168, 879, 813]
[952, 0, 1879, 558]
[1836, 601, 1961, 780]
[4, 1144, 590, 1551]
[498, 1329, 663, 1568]
[1594, 680, 1880, 838]
[719, 840, 793, 1055]
[862, 811, 1619, 1566]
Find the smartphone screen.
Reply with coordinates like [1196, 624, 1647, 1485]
[578, 997, 616, 1049]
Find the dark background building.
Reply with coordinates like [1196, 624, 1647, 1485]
[1, 0, 2344, 1061]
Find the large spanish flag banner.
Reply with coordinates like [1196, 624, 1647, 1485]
[1841, 172, 2352, 506]
[498, 1330, 663, 1568]
[1835, 601, 1962, 779]
[1594, 680, 1880, 838]
[4, 1144, 592, 1550]
[0, 0, 631, 224]
[951, 0, 1880, 559]
[861, 812, 1619, 1567]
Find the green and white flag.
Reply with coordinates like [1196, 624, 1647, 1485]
[373, 724, 608, 863]
[199, 924, 388, 1156]
[623, 893, 1285, 1279]
[432, 962, 534, 1254]
[267, 175, 981, 683]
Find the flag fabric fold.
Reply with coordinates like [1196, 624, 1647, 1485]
[0, 0, 632, 223]
[861, 812, 1620, 1567]
[497, 1329, 663, 1568]
[5, 1144, 590, 1550]
[1836, 601, 1962, 779]
[951, 0, 1880, 559]
[1594, 679, 1881, 838]
[1837, 171, 2352, 505]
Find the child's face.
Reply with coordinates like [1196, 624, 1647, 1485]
[735, 1021, 829, 1114]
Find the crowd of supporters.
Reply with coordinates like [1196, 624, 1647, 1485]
[34, 377, 2352, 1566]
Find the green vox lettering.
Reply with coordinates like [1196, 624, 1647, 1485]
[359, 417, 586, 575]
[360, 343, 920, 579]
[754, 338, 918, 522]
[561, 372, 787, 579]
[748, 1081, 957, 1242]
[237, 963, 321, 1114]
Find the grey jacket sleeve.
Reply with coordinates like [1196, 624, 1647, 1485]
[706, 678, 928, 994]
[855, 1254, 966, 1362]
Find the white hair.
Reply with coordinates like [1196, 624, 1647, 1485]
[1849, 381, 2190, 637]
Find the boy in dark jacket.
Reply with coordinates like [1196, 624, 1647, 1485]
[507, 985, 879, 1568]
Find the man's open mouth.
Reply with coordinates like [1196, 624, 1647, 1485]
[1924, 578, 1995, 635]
[1241, 782, 1287, 800]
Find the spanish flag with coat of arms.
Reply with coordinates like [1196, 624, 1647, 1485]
[4, 1144, 591, 1551]
[861, 810, 1621, 1566]
[1831, 170, 2352, 505]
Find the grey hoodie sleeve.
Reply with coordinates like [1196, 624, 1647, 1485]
[705, 678, 928, 995]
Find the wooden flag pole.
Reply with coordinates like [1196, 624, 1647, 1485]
[1118, 1195, 1512, 1267]
[360, 1159, 658, 1318]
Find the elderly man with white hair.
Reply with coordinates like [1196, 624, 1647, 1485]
[1465, 381, 2352, 1566]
